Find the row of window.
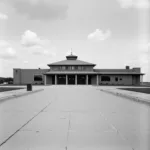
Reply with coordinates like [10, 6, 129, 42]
[34, 75, 43, 81]
[101, 76, 122, 82]
[33, 75, 123, 82]
[52, 66, 90, 71]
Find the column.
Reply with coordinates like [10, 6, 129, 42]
[140, 75, 143, 85]
[55, 75, 57, 85]
[75, 75, 77, 85]
[86, 75, 88, 85]
[44, 75, 47, 85]
[96, 75, 99, 86]
[66, 75, 68, 85]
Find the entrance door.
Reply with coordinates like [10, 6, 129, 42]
[68, 75, 75, 85]
[52, 75, 55, 85]
[77, 75, 86, 85]
[88, 75, 92, 85]
[58, 75, 66, 85]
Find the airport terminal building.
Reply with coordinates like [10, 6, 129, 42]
[13, 54, 144, 85]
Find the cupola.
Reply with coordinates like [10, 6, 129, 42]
[66, 52, 78, 60]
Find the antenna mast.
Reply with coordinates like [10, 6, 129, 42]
[71, 48, 73, 55]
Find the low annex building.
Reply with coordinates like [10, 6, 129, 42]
[13, 53, 144, 85]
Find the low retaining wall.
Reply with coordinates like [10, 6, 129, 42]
[100, 89, 150, 105]
[0, 89, 44, 103]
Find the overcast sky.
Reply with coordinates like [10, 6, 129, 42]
[0, 0, 150, 81]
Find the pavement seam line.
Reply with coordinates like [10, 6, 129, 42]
[66, 112, 71, 150]
[99, 112, 135, 150]
[0, 100, 53, 147]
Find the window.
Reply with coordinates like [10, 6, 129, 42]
[34, 75, 43, 81]
[62, 66, 66, 70]
[82, 66, 86, 70]
[101, 76, 110, 81]
[115, 77, 118, 82]
[59, 66, 61, 70]
[120, 78, 122, 81]
[66, 66, 69, 70]
[55, 66, 61, 70]
[66, 66, 78, 70]
[67, 66, 71, 70]
[52, 67, 58, 71]
[72, 66, 75, 70]
[75, 66, 78, 70]
[78, 66, 82, 70]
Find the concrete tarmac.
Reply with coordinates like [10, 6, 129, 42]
[0, 86, 150, 150]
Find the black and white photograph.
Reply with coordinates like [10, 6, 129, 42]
[0, 0, 150, 149]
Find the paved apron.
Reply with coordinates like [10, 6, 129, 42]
[0, 86, 150, 150]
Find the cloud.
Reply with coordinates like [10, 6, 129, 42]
[0, 40, 9, 47]
[21, 30, 51, 47]
[88, 29, 111, 41]
[32, 46, 56, 57]
[23, 60, 29, 64]
[117, 0, 150, 9]
[38, 63, 47, 68]
[141, 42, 150, 80]
[0, 12, 8, 20]
[139, 41, 150, 62]
[135, 0, 150, 9]
[117, 0, 133, 8]
[21, 30, 56, 57]
[21, 30, 46, 47]
[3, 0, 69, 20]
[0, 40, 17, 60]
[131, 41, 150, 81]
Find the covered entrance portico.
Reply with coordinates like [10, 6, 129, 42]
[68, 75, 75, 85]
[57, 75, 66, 85]
[77, 75, 86, 85]
[44, 72, 99, 85]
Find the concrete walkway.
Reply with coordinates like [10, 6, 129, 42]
[0, 86, 43, 102]
[0, 86, 150, 150]
[98, 86, 150, 104]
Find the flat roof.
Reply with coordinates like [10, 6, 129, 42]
[44, 71, 144, 75]
[99, 72, 144, 75]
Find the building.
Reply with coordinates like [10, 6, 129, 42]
[13, 53, 144, 85]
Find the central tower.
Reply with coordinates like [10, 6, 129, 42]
[66, 52, 78, 60]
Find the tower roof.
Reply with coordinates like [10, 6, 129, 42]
[66, 52, 78, 60]
[47, 53, 96, 66]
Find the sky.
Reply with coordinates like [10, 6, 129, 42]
[0, 0, 150, 81]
